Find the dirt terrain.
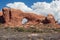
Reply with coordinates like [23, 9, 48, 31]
[0, 27, 60, 40]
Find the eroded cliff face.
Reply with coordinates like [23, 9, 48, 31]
[0, 11, 5, 23]
[0, 7, 59, 28]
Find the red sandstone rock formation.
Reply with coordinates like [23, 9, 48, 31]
[0, 11, 3, 16]
[2, 8, 46, 27]
[2, 8, 24, 27]
[0, 7, 59, 28]
[47, 14, 56, 24]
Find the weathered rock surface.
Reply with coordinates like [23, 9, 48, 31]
[0, 7, 59, 28]
[1, 7, 46, 27]
[0, 11, 3, 16]
[47, 14, 56, 24]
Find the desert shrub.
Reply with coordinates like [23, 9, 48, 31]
[14, 27, 26, 32]
[4, 27, 11, 29]
[13, 24, 60, 33]
[4, 27, 15, 32]
[1, 23, 60, 33]
[26, 27, 40, 33]
[51, 28, 60, 32]
[13, 26, 44, 33]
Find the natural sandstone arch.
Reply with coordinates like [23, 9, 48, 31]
[2, 8, 46, 27]
[0, 7, 59, 28]
[1, 7, 56, 27]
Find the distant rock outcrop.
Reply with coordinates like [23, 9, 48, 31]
[0, 7, 59, 28]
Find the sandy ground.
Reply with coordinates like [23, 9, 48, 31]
[0, 27, 60, 40]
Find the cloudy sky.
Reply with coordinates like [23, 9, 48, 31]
[0, 0, 52, 9]
[1, 0, 60, 23]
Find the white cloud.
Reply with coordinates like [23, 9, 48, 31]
[31, 0, 60, 23]
[6, 2, 33, 12]
[6, 0, 60, 23]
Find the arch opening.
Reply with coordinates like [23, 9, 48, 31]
[22, 18, 28, 25]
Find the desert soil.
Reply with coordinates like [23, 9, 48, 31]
[0, 27, 60, 40]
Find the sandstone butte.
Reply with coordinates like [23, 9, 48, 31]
[0, 7, 60, 28]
